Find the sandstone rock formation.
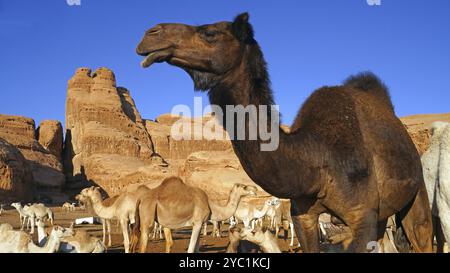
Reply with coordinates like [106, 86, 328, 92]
[64, 67, 173, 195]
[0, 138, 34, 201]
[0, 115, 64, 188]
[147, 113, 232, 160]
[401, 113, 450, 155]
[37, 120, 63, 161]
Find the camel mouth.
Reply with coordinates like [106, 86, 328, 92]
[141, 48, 173, 68]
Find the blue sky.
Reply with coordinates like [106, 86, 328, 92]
[0, 0, 449, 127]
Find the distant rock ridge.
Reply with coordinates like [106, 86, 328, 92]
[0, 114, 64, 189]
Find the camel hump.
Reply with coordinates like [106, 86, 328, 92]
[158, 176, 188, 192]
[343, 72, 394, 111]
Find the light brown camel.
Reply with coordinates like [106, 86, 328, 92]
[130, 176, 256, 253]
[136, 12, 433, 252]
[78, 187, 137, 253]
[75, 193, 114, 247]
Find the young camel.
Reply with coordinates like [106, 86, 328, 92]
[75, 193, 113, 247]
[11, 203, 54, 234]
[11, 203, 30, 230]
[62, 202, 76, 212]
[234, 198, 275, 229]
[0, 223, 73, 253]
[78, 187, 137, 253]
[130, 177, 257, 253]
[227, 226, 281, 253]
[265, 198, 281, 229]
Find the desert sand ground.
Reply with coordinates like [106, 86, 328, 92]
[0, 206, 303, 253]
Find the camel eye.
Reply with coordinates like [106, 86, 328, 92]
[202, 30, 220, 42]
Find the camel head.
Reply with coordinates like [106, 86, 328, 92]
[75, 193, 86, 203]
[239, 226, 270, 244]
[50, 225, 74, 239]
[11, 202, 21, 209]
[231, 183, 257, 198]
[79, 186, 103, 201]
[137, 12, 256, 91]
[269, 197, 281, 206]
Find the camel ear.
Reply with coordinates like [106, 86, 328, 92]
[232, 12, 254, 44]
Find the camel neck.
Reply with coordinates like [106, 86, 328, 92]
[209, 190, 242, 221]
[208, 45, 324, 198]
[91, 196, 114, 219]
[44, 234, 61, 253]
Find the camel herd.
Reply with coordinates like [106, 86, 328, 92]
[1, 123, 450, 253]
[0, 177, 295, 253]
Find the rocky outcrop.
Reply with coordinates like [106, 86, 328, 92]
[64, 67, 172, 195]
[0, 138, 34, 201]
[401, 113, 450, 155]
[0, 115, 64, 188]
[37, 120, 63, 161]
[147, 113, 232, 160]
[180, 151, 270, 202]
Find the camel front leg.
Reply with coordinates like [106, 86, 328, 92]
[107, 220, 112, 247]
[29, 217, 36, 234]
[203, 222, 208, 236]
[289, 222, 297, 247]
[243, 218, 251, 228]
[159, 225, 163, 239]
[20, 216, 26, 230]
[120, 219, 130, 253]
[344, 209, 378, 252]
[291, 198, 320, 253]
[187, 223, 203, 253]
[102, 219, 106, 245]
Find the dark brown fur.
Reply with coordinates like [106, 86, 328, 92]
[136, 12, 433, 252]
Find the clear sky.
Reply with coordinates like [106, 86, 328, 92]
[1, 0, 449, 128]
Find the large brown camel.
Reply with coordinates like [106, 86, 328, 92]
[136, 13, 433, 252]
[130, 176, 256, 253]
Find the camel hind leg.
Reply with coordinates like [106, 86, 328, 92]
[397, 183, 433, 253]
[164, 228, 173, 253]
